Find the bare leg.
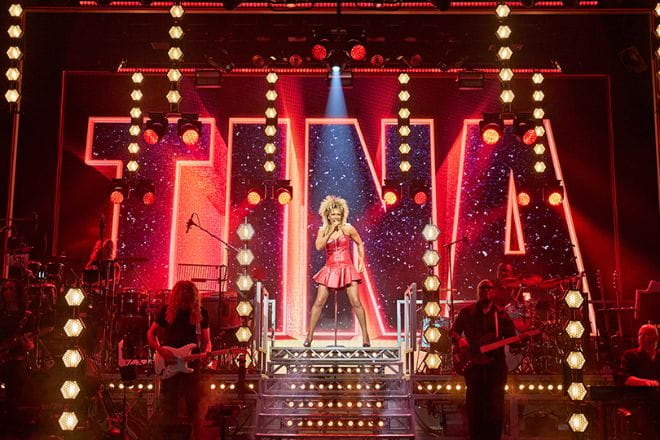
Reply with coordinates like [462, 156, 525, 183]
[306, 285, 330, 342]
[346, 282, 370, 344]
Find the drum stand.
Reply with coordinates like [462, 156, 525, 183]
[327, 289, 343, 348]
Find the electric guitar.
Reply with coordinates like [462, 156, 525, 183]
[453, 328, 542, 375]
[154, 344, 245, 379]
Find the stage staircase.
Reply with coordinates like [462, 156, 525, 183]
[255, 346, 415, 440]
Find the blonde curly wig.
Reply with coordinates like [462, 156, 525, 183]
[319, 195, 349, 235]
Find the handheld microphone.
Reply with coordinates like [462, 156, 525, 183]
[185, 214, 194, 233]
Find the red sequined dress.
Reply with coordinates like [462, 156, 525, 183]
[312, 232, 362, 289]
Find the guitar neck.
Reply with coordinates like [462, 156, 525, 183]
[480, 329, 541, 354]
[183, 348, 244, 363]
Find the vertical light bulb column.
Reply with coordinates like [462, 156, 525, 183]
[421, 222, 442, 371]
[58, 287, 87, 433]
[264, 71, 279, 175]
[235, 218, 256, 346]
[563, 289, 589, 436]
[531, 72, 548, 174]
[127, 71, 144, 174]
[398, 72, 412, 174]
[167, 2, 184, 113]
[496, 2, 514, 114]
[6, 3, 23, 109]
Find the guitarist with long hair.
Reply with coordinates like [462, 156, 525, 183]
[147, 280, 211, 437]
[450, 279, 520, 440]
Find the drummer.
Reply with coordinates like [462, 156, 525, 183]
[492, 262, 516, 308]
[85, 239, 120, 285]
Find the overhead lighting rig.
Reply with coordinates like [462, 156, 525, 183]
[245, 179, 293, 207]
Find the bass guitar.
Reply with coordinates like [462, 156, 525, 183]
[154, 344, 245, 379]
[453, 328, 541, 375]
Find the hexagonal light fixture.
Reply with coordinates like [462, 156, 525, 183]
[7, 46, 22, 60]
[422, 249, 440, 267]
[398, 125, 411, 137]
[495, 4, 510, 18]
[237, 222, 255, 241]
[423, 275, 440, 292]
[398, 90, 411, 102]
[424, 327, 441, 343]
[533, 90, 545, 102]
[266, 72, 279, 84]
[533, 108, 545, 120]
[424, 301, 441, 318]
[656, 2, 660, 16]
[5, 67, 20, 81]
[236, 249, 255, 266]
[264, 160, 276, 173]
[425, 353, 441, 369]
[533, 144, 545, 155]
[8, 4, 23, 18]
[266, 90, 278, 101]
[497, 46, 513, 61]
[7, 25, 22, 39]
[167, 47, 183, 61]
[565, 320, 585, 339]
[131, 72, 144, 84]
[264, 125, 277, 137]
[58, 411, 79, 431]
[399, 161, 411, 173]
[65, 287, 85, 307]
[127, 160, 139, 172]
[398, 72, 410, 84]
[236, 326, 253, 342]
[63, 318, 84, 337]
[398, 108, 411, 119]
[500, 89, 515, 103]
[128, 143, 140, 154]
[534, 161, 546, 173]
[236, 300, 253, 317]
[567, 382, 587, 401]
[5, 89, 19, 103]
[566, 351, 586, 370]
[167, 68, 182, 82]
[422, 223, 440, 242]
[166, 90, 182, 104]
[62, 348, 83, 368]
[264, 142, 276, 154]
[498, 68, 513, 82]
[399, 143, 411, 154]
[568, 413, 589, 432]
[564, 290, 584, 308]
[129, 107, 142, 119]
[60, 380, 81, 399]
[236, 274, 254, 292]
[532, 73, 544, 84]
[169, 4, 184, 18]
[129, 125, 141, 136]
[496, 25, 511, 40]
[131, 89, 143, 101]
[169, 25, 184, 40]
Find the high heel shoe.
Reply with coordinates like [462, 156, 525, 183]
[303, 338, 312, 348]
[362, 340, 371, 347]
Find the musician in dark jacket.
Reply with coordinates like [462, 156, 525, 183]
[619, 324, 659, 387]
[147, 280, 211, 438]
[451, 279, 518, 440]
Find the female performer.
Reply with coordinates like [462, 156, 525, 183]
[304, 195, 370, 347]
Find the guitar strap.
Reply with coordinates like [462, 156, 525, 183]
[494, 309, 499, 339]
[196, 321, 201, 350]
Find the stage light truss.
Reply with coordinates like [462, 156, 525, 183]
[167, 2, 184, 113]
[398, 72, 411, 175]
[108, 177, 156, 206]
[264, 71, 279, 175]
[5, 3, 23, 109]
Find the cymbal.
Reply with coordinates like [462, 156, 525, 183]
[113, 256, 149, 263]
[5, 246, 32, 255]
[40, 255, 83, 263]
[499, 274, 543, 288]
[536, 275, 580, 289]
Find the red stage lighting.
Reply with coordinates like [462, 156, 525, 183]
[517, 192, 531, 206]
[479, 114, 503, 146]
[522, 129, 537, 145]
[350, 44, 367, 61]
[110, 191, 124, 204]
[548, 191, 563, 206]
[312, 44, 328, 61]
[276, 189, 292, 205]
[178, 114, 201, 146]
[370, 54, 384, 68]
[251, 54, 265, 67]
[382, 180, 401, 207]
[143, 113, 168, 145]
[410, 53, 423, 67]
[109, 178, 128, 205]
[143, 191, 156, 205]
[289, 54, 303, 67]
[413, 191, 428, 205]
[515, 116, 537, 146]
[136, 179, 156, 206]
[410, 180, 429, 206]
[274, 180, 293, 205]
[247, 189, 262, 206]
